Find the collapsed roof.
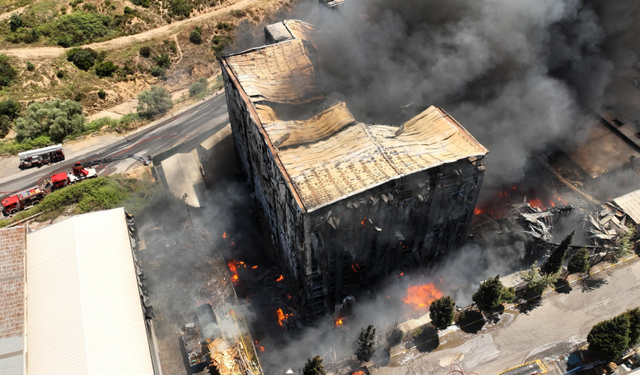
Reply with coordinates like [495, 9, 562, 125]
[222, 20, 488, 212]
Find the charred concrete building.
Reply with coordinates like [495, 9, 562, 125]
[220, 20, 488, 321]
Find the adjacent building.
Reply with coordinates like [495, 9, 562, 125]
[221, 20, 488, 321]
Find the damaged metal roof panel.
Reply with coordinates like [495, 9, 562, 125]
[283, 20, 323, 49]
[265, 22, 294, 43]
[611, 189, 640, 224]
[225, 39, 323, 105]
[278, 106, 489, 211]
[258, 102, 357, 148]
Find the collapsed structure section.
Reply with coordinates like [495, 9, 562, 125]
[221, 20, 488, 321]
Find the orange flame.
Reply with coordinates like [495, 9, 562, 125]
[361, 217, 367, 226]
[351, 263, 361, 273]
[223, 231, 228, 239]
[276, 308, 292, 328]
[276, 275, 284, 282]
[259, 346, 265, 352]
[529, 198, 544, 208]
[228, 260, 244, 284]
[474, 207, 483, 215]
[252, 265, 258, 269]
[402, 283, 443, 311]
[353, 371, 366, 375]
[336, 319, 343, 326]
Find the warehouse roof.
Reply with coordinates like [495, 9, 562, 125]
[611, 189, 640, 224]
[0, 226, 26, 375]
[223, 20, 488, 212]
[26, 208, 154, 375]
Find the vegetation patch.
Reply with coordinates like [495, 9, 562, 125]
[0, 54, 17, 88]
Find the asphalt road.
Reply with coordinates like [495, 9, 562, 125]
[0, 94, 230, 195]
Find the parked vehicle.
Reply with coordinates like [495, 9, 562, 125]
[1, 187, 46, 216]
[18, 145, 65, 169]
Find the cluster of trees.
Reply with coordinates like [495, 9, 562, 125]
[139, 42, 176, 77]
[137, 86, 173, 119]
[0, 54, 17, 89]
[189, 78, 208, 97]
[66, 48, 119, 78]
[211, 22, 234, 57]
[0, 98, 21, 138]
[588, 307, 640, 362]
[14, 99, 85, 142]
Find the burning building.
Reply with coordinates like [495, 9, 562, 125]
[220, 20, 488, 321]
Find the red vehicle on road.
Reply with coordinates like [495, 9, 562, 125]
[1, 187, 46, 216]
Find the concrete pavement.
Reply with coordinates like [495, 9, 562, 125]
[372, 258, 640, 375]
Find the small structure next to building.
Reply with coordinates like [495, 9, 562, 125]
[220, 20, 488, 322]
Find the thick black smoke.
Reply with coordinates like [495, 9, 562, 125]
[301, 0, 640, 187]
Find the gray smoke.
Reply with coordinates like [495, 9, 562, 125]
[299, 0, 640, 187]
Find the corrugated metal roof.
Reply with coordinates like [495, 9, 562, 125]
[258, 102, 357, 148]
[612, 189, 640, 224]
[225, 38, 323, 105]
[0, 226, 25, 375]
[283, 20, 322, 49]
[223, 21, 488, 212]
[26, 208, 154, 375]
[279, 107, 487, 210]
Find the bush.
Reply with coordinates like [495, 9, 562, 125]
[567, 248, 590, 275]
[139, 46, 151, 57]
[522, 261, 558, 295]
[26, 61, 35, 71]
[153, 53, 171, 68]
[53, 12, 113, 47]
[429, 296, 456, 330]
[627, 307, 640, 347]
[230, 9, 246, 18]
[168, 0, 191, 18]
[9, 14, 24, 32]
[150, 66, 165, 77]
[588, 315, 630, 362]
[189, 77, 208, 97]
[137, 86, 172, 119]
[67, 48, 98, 71]
[97, 89, 107, 99]
[56, 70, 65, 78]
[472, 275, 515, 312]
[0, 55, 17, 89]
[189, 29, 202, 44]
[211, 35, 231, 57]
[131, 0, 151, 7]
[216, 22, 234, 31]
[95, 61, 118, 77]
[123, 6, 133, 14]
[0, 98, 21, 138]
[14, 99, 85, 142]
[82, 3, 97, 12]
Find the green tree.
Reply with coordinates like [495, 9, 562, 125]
[541, 231, 574, 275]
[626, 307, 640, 348]
[95, 61, 118, 77]
[472, 275, 515, 312]
[353, 325, 376, 362]
[302, 355, 326, 375]
[97, 89, 107, 99]
[139, 46, 151, 58]
[153, 53, 171, 68]
[0, 98, 21, 138]
[168, 0, 191, 18]
[189, 29, 202, 44]
[67, 48, 98, 71]
[0, 54, 17, 89]
[14, 99, 85, 142]
[522, 261, 558, 295]
[567, 248, 590, 276]
[614, 225, 636, 261]
[587, 315, 630, 362]
[137, 86, 172, 119]
[26, 61, 35, 71]
[53, 12, 113, 47]
[123, 6, 133, 14]
[189, 78, 208, 97]
[429, 295, 456, 330]
[9, 14, 24, 32]
[150, 66, 165, 77]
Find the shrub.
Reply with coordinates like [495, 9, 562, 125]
[522, 261, 558, 295]
[150, 66, 165, 77]
[56, 70, 65, 78]
[82, 3, 97, 12]
[0, 98, 21, 138]
[153, 53, 171, 68]
[139, 46, 151, 57]
[230, 9, 246, 18]
[26, 61, 35, 71]
[9, 14, 24, 32]
[97, 89, 107, 99]
[123, 6, 133, 14]
[131, 0, 151, 7]
[168, 0, 191, 18]
[472, 275, 515, 312]
[211, 34, 231, 57]
[14, 99, 85, 142]
[67, 48, 98, 71]
[53, 12, 113, 47]
[429, 296, 456, 330]
[567, 248, 590, 275]
[74, 92, 85, 102]
[189, 77, 208, 97]
[0, 55, 17, 89]
[189, 29, 202, 44]
[95, 61, 118, 77]
[137, 86, 172, 119]
[216, 22, 234, 31]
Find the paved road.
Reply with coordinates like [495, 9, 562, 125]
[0, 94, 229, 195]
[375, 258, 640, 375]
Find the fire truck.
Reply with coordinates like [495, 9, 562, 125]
[1, 187, 46, 216]
[18, 144, 65, 169]
[50, 162, 98, 191]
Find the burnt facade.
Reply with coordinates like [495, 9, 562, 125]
[221, 20, 487, 322]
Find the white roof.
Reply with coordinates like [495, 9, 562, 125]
[612, 189, 640, 224]
[26, 208, 154, 375]
[18, 144, 62, 159]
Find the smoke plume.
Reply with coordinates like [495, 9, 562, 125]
[300, 0, 640, 187]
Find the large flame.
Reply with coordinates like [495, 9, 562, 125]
[276, 308, 293, 328]
[227, 260, 246, 285]
[402, 283, 443, 311]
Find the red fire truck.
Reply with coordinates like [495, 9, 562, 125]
[18, 144, 65, 169]
[50, 163, 98, 190]
[1, 187, 46, 216]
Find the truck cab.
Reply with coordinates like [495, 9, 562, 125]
[1, 187, 46, 216]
